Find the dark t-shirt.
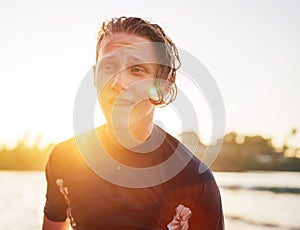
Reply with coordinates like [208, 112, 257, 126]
[44, 125, 224, 229]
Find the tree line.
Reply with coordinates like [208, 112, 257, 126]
[0, 132, 299, 171]
[0, 137, 54, 171]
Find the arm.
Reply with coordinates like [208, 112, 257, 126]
[43, 145, 73, 229]
[195, 171, 225, 230]
[42, 215, 70, 230]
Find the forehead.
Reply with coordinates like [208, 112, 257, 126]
[98, 33, 158, 63]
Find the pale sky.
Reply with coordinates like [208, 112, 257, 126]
[0, 0, 299, 148]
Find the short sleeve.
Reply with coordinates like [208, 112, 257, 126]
[192, 169, 224, 229]
[43, 146, 68, 221]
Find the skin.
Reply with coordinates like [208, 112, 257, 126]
[42, 32, 159, 229]
[95, 32, 159, 147]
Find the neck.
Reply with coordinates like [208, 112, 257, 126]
[130, 121, 154, 141]
[105, 120, 154, 149]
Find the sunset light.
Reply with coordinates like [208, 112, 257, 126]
[0, 0, 300, 229]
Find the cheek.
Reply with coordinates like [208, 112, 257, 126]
[131, 81, 153, 102]
[130, 82, 155, 114]
[95, 76, 113, 96]
[98, 87, 108, 106]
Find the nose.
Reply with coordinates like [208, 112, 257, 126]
[110, 70, 128, 92]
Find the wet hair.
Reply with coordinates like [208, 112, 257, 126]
[96, 16, 181, 106]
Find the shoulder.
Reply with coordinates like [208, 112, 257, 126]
[48, 137, 78, 165]
[45, 137, 79, 181]
[46, 127, 103, 177]
[49, 126, 105, 160]
[161, 128, 218, 188]
[157, 126, 217, 186]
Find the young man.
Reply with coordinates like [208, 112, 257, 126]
[43, 17, 224, 230]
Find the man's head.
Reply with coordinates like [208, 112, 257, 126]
[95, 16, 180, 106]
[93, 17, 181, 142]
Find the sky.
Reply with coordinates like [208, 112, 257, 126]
[0, 0, 299, 148]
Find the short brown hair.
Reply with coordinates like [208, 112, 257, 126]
[96, 16, 180, 106]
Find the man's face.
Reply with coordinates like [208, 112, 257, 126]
[94, 33, 159, 128]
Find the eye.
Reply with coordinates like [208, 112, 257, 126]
[130, 66, 146, 73]
[103, 64, 116, 72]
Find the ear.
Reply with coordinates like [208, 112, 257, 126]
[171, 71, 176, 84]
[164, 70, 176, 93]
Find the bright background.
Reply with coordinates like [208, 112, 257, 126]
[0, 0, 299, 148]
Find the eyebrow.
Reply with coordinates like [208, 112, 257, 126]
[128, 54, 156, 64]
[97, 54, 116, 63]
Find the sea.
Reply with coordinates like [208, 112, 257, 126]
[0, 171, 299, 230]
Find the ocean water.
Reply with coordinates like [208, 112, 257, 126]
[214, 171, 300, 230]
[0, 171, 299, 230]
